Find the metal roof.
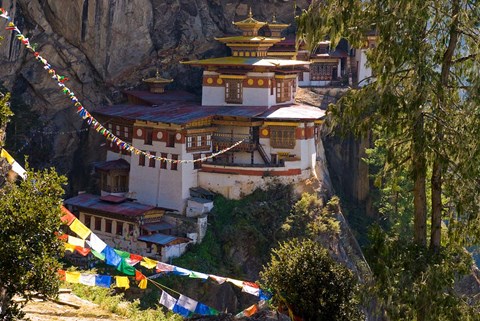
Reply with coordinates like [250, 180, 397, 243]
[94, 159, 130, 172]
[94, 103, 270, 125]
[141, 222, 175, 232]
[258, 104, 326, 120]
[137, 233, 190, 246]
[64, 193, 156, 217]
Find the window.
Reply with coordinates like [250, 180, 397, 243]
[186, 134, 212, 152]
[171, 154, 178, 171]
[270, 126, 296, 149]
[128, 224, 134, 236]
[84, 215, 91, 229]
[310, 63, 334, 81]
[144, 128, 153, 145]
[105, 219, 112, 234]
[160, 153, 167, 169]
[225, 79, 243, 104]
[276, 80, 292, 103]
[94, 217, 102, 231]
[116, 222, 123, 236]
[116, 125, 121, 136]
[167, 132, 175, 147]
[139, 153, 145, 166]
[124, 127, 129, 138]
[149, 151, 156, 168]
[193, 153, 202, 170]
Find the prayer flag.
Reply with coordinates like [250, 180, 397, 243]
[114, 249, 130, 259]
[64, 243, 76, 253]
[115, 276, 130, 289]
[102, 246, 122, 267]
[69, 219, 91, 239]
[242, 282, 260, 296]
[172, 304, 191, 318]
[138, 278, 148, 290]
[116, 258, 135, 276]
[135, 270, 145, 281]
[91, 249, 105, 261]
[243, 303, 259, 317]
[127, 253, 142, 266]
[75, 246, 91, 256]
[65, 271, 81, 283]
[67, 235, 85, 247]
[79, 274, 96, 286]
[156, 262, 174, 272]
[60, 206, 76, 225]
[95, 275, 112, 288]
[194, 303, 219, 316]
[226, 278, 244, 288]
[140, 257, 157, 269]
[189, 271, 209, 280]
[88, 233, 107, 253]
[177, 294, 198, 312]
[0, 148, 26, 179]
[209, 275, 227, 284]
[159, 290, 177, 310]
[173, 266, 191, 276]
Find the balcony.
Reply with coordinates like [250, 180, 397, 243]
[212, 133, 256, 153]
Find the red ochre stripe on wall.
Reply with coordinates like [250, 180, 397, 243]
[200, 166, 301, 176]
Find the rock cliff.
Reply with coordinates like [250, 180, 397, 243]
[0, 0, 308, 192]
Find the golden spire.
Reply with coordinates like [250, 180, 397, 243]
[248, 7, 253, 19]
[272, 12, 277, 23]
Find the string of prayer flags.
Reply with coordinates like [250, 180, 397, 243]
[60, 270, 113, 288]
[0, 7, 244, 165]
[158, 290, 219, 317]
[64, 243, 91, 256]
[0, 148, 26, 179]
[235, 302, 262, 318]
[67, 235, 85, 247]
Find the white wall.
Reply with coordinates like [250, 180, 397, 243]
[202, 86, 225, 106]
[199, 167, 312, 199]
[356, 49, 372, 87]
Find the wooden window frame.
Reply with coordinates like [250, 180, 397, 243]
[139, 153, 145, 166]
[276, 80, 292, 103]
[144, 128, 153, 145]
[160, 153, 167, 169]
[270, 126, 296, 149]
[105, 219, 112, 234]
[84, 215, 91, 229]
[193, 153, 202, 170]
[116, 222, 123, 236]
[171, 154, 178, 171]
[149, 151, 156, 168]
[94, 217, 102, 231]
[225, 79, 243, 104]
[166, 132, 176, 148]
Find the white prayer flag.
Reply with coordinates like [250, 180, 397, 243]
[159, 290, 177, 310]
[177, 294, 198, 312]
[88, 233, 107, 253]
[79, 274, 96, 286]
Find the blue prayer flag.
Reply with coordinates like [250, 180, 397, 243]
[173, 304, 192, 318]
[102, 246, 122, 267]
[95, 275, 112, 288]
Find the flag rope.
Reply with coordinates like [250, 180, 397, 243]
[0, 7, 244, 164]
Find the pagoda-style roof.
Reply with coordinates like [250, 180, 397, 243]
[181, 57, 309, 68]
[215, 36, 282, 44]
[233, 7, 267, 35]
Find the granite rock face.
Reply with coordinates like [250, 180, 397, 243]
[0, 0, 308, 192]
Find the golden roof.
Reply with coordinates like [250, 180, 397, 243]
[143, 70, 173, 84]
[233, 7, 266, 28]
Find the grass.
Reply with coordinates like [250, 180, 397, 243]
[68, 282, 181, 321]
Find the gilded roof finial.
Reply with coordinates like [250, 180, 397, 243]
[155, 68, 160, 80]
[272, 12, 277, 23]
[248, 7, 253, 18]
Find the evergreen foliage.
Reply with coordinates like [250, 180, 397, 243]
[260, 238, 363, 321]
[297, 0, 480, 319]
[0, 166, 67, 319]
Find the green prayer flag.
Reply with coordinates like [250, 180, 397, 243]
[116, 258, 135, 276]
[91, 249, 105, 261]
[114, 249, 130, 259]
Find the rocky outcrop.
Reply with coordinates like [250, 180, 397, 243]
[0, 0, 309, 193]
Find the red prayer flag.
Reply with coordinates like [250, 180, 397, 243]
[60, 206, 76, 225]
[135, 270, 146, 281]
[75, 246, 91, 256]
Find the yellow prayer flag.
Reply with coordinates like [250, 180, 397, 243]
[138, 278, 148, 290]
[0, 149, 14, 164]
[140, 257, 158, 269]
[226, 278, 244, 288]
[70, 218, 91, 239]
[64, 243, 76, 253]
[65, 271, 81, 284]
[115, 276, 130, 289]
